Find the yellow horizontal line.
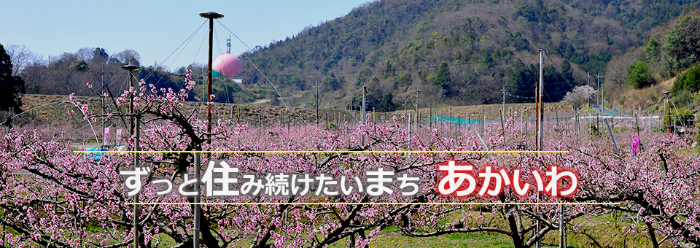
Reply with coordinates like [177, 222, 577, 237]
[75, 150, 568, 154]
[125, 202, 615, 205]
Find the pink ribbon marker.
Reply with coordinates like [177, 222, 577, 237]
[104, 127, 110, 146]
[632, 136, 640, 156]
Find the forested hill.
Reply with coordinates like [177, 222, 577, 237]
[238, 0, 699, 110]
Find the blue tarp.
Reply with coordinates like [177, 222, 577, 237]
[606, 110, 631, 117]
[83, 147, 108, 161]
[423, 116, 482, 124]
[593, 106, 632, 117]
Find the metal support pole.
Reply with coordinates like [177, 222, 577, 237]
[193, 152, 201, 247]
[605, 119, 620, 156]
[197, 11, 223, 248]
[200, 11, 224, 144]
[133, 115, 141, 248]
[559, 204, 565, 248]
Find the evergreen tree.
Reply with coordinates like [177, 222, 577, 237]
[0, 44, 25, 112]
[433, 60, 451, 89]
[627, 60, 653, 88]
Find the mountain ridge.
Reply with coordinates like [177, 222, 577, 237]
[237, 0, 698, 110]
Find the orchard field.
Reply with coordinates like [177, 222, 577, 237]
[1, 76, 699, 248]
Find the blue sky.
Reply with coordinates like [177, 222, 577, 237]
[1, 0, 371, 70]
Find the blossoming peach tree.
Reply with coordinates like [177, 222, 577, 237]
[1, 71, 699, 247]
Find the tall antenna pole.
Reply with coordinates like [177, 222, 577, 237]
[227, 36, 231, 54]
[201, 11, 224, 144]
[198, 11, 223, 248]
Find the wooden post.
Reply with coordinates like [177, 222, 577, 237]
[525, 110, 528, 136]
[559, 204, 566, 248]
[466, 111, 470, 131]
[500, 109, 504, 133]
[481, 112, 485, 135]
[407, 113, 411, 149]
[635, 109, 640, 138]
[650, 111, 653, 137]
[429, 106, 432, 129]
[449, 106, 453, 134]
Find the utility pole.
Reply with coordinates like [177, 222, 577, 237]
[595, 72, 599, 107]
[587, 72, 590, 107]
[198, 11, 223, 248]
[596, 73, 604, 110]
[536, 49, 544, 248]
[122, 62, 141, 248]
[101, 63, 105, 145]
[501, 84, 506, 117]
[122, 64, 139, 136]
[314, 80, 320, 125]
[414, 84, 420, 126]
[403, 93, 408, 119]
[407, 112, 411, 150]
[665, 91, 672, 134]
[362, 86, 366, 146]
[536, 49, 544, 152]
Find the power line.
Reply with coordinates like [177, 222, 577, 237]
[260, 54, 538, 78]
[148, 20, 208, 88]
[217, 20, 289, 109]
[142, 20, 208, 83]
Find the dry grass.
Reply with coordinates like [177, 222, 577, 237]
[618, 77, 675, 112]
